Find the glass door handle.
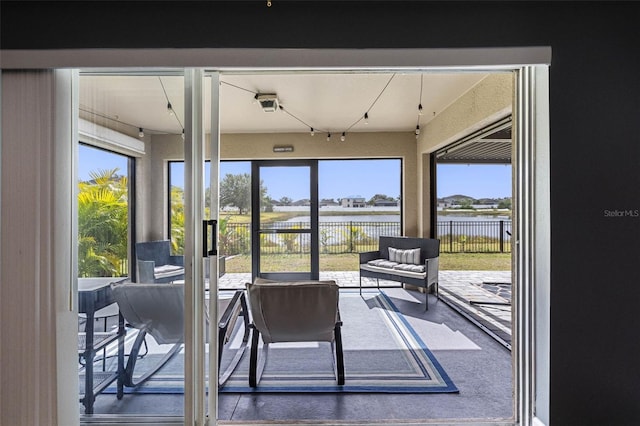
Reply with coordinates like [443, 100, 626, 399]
[202, 219, 218, 257]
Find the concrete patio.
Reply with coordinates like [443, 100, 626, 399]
[219, 269, 513, 349]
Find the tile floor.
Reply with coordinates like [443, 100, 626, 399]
[87, 270, 514, 423]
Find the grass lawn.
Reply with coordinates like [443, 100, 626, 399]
[224, 252, 511, 273]
[440, 252, 511, 270]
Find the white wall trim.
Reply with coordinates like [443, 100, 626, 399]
[533, 65, 551, 426]
[55, 69, 81, 426]
[513, 65, 551, 426]
[1, 47, 551, 70]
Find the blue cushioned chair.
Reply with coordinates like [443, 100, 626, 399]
[135, 240, 184, 283]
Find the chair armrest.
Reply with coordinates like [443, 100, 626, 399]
[425, 256, 440, 279]
[169, 255, 184, 267]
[218, 291, 243, 330]
[137, 260, 156, 283]
[359, 250, 381, 263]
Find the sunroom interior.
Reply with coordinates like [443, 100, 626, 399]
[77, 69, 516, 423]
[80, 71, 512, 237]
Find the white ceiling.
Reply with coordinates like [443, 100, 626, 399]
[79, 72, 488, 138]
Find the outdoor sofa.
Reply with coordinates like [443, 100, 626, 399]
[359, 236, 440, 310]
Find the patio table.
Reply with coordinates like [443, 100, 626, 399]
[78, 278, 126, 414]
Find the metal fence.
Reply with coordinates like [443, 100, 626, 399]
[436, 220, 512, 253]
[221, 221, 401, 255]
[219, 220, 511, 255]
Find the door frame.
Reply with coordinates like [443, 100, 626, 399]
[251, 159, 320, 282]
[0, 47, 550, 426]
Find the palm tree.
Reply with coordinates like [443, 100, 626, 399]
[170, 185, 186, 254]
[77, 168, 128, 277]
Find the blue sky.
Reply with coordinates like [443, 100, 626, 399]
[80, 145, 511, 200]
[79, 144, 128, 180]
[217, 160, 402, 201]
[437, 164, 511, 199]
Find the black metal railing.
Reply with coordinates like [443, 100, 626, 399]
[436, 220, 512, 253]
[217, 220, 512, 256]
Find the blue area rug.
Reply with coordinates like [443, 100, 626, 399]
[105, 291, 458, 394]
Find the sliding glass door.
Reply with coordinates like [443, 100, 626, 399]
[76, 70, 216, 423]
[78, 72, 188, 418]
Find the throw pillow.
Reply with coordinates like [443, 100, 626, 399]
[388, 247, 421, 265]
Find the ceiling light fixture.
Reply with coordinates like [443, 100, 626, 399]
[159, 77, 184, 135]
[341, 132, 346, 142]
[138, 128, 144, 138]
[327, 132, 331, 142]
[364, 112, 369, 124]
[310, 127, 315, 136]
[256, 93, 279, 112]
[415, 75, 424, 139]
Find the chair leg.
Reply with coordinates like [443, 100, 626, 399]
[102, 317, 108, 371]
[334, 323, 345, 385]
[249, 325, 260, 387]
[122, 329, 182, 388]
[123, 330, 148, 387]
[218, 292, 250, 388]
[424, 282, 439, 311]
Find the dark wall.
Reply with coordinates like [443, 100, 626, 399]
[3, 2, 640, 424]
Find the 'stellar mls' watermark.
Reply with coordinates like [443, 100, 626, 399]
[603, 209, 639, 218]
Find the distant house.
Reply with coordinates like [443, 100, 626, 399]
[292, 198, 311, 206]
[320, 198, 340, 207]
[373, 199, 398, 207]
[341, 196, 366, 208]
[471, 204, 498, 209]
[437, 194, 508, 210]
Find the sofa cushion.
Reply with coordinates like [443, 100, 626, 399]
[154, 264, 185, 280]
[393, 263, 426, 273]
[363, 259, 426, 275]
[367, 259, 399, 269]
[360, 263, 427, 279]
[388, 247, 421, 265]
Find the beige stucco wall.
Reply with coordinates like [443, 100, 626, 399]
[138, 134, 184, 242]
[415, 72, 514, 237]
[144, 131, 420, 240]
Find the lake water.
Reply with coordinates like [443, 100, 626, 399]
[288, 215, 400, 222]
[286, 214, 510, 223]
[437, 214, 511, 222]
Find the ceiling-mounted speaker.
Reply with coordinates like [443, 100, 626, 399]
[256, 93, 279, 112]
